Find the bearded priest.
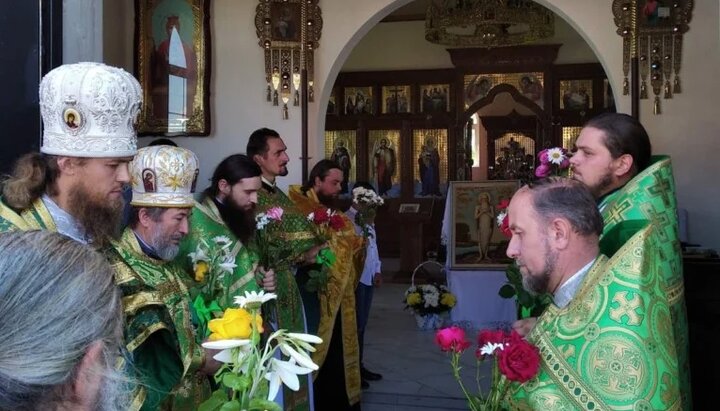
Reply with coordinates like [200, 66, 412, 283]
[0, 62, 139, 244]
[109, 145, 215, 410]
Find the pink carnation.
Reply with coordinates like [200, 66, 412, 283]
[266, 207, 284, 221]
[534, 163, 552, 178]
[537, 149, 549, 165]
[435, 326, 471, 353]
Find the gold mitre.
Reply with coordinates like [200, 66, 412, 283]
[130, 146, 200, 208]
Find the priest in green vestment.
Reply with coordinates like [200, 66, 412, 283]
[248, 128, 325, 411]
[289, 160, 364, 411]
[0, 63, 192, 410]
[108, 145, 216, 410]
[502, 178, 682, 410]
[570, 113, 690, 408]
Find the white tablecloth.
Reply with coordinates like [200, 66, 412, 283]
[446, 269, 517, 330]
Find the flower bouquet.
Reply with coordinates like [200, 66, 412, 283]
[351, 186, 384, 238]
[435, 326, 540, 411]
[404, 283, 456, 330]
[200, 290, 322, 411]
[188, 236, 239, 339]
[254, 207, 294, 267]
[534, 147, 570, 178]
[303, 207, 345, 293]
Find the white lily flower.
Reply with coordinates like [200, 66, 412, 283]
[188, 245, 209, 263]
[201, 339, 251, 350]
[280, 342, 319, 371]
[479, 342, 505, 356]
[265, 358, 314, 400]
[219, 260, 237, 273]
[496, 211, 507, 227]
[212, 235, 231, 245]
[212, 344, 252, 364]
[234, 290, 277, 308]
[286, 332, 323, 344]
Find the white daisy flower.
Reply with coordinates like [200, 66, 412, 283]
[234, 290, 277, 308]
[546, 148, 566, 165]
[496, 211, 507, 227]
[479, 342, 505, 356]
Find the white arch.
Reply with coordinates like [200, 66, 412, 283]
[311, 0, 626, 154]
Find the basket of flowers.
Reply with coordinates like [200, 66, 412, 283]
[404, 261, 456, 331]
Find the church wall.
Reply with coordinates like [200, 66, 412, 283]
[101, 0, 720, 250]
[342, 16, 599, 72]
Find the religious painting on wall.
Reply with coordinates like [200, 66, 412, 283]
[464, 72, 545, 109]
[517, 74, 544, 108]
[381, 85, 411, 114]
[327, 89, 338, 115]
[449, 180, 520, 269]
[559, 79, 593, 112]
[324, 130, 356, 195]
[368, 130, 401, 198]
[344, 86, 373, 115]
[134, 0, 211, 136]
[420, 84, 450, 113]
[412, 129, 448, 197]
[464, 75, 494, 108]
[604, 79, 616, 112]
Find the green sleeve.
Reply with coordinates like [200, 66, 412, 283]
[136, 330, 185, 411]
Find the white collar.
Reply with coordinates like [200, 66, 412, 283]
[261, 176, 276, 187]
[41, 194, 89, 244]
[553, 257, 596, 309]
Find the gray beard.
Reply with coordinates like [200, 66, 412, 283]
[520, 239, 557, 295]
[147, 224, 181, 261]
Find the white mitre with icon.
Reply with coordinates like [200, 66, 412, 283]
[39, 62, 142, 158]
[130, 145, 200, 208]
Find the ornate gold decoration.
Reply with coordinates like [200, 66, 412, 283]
[255, 0, 322, 119]
[613, 0, 694, 115]
[425, 0, 554, 48]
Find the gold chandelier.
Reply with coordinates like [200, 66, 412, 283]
[425, 0, 554, 48]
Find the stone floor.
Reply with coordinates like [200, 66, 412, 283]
[359, 282, 493, 411]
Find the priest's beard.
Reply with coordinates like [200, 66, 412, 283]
[66, 183, 123, 248]
[316, 191, 340, 209]
[520, 238, 557, 296]
[582, 168, 614, 199]
[217, 198, 256, 244]
[146, 223, 183, 261]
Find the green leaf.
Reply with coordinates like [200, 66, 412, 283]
[198, 389, 228, 411]
[249, 398, 283, 411]
[219, 401, 242, 411]
[517, 290, 533, 307]
[222, 373, 250, 391]
[498, 284, 516, 299]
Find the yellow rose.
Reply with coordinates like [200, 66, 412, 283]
[441, 293, 456, 308]
[208, 308, 263, 341]
[406, 292, 422, 306]
[194, 261, 209, 282]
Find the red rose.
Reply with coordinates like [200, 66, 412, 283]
[497, 199, 510, 210]
[500, 214, 511, 238]
[312, 207, 330, 224]
[497, 336, 540, 382]
[435, 326, 470, 353]
[328, 214, 345, 231]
